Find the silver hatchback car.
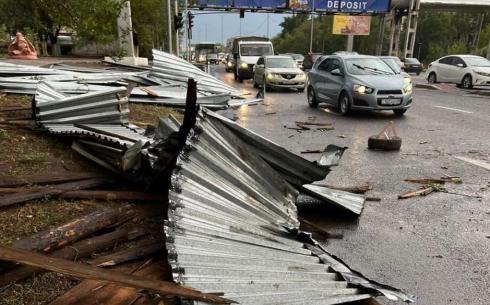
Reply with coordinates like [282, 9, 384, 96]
[307, 54, 413, 116]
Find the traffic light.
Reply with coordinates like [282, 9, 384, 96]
[239, 9, 245, 18]
[174, 13, 183, 30]
[188, 12, 194, 28]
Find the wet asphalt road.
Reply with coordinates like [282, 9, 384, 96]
[212, 65, 490, 305]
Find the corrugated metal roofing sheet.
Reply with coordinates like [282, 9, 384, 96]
[164, 110, 414, 305]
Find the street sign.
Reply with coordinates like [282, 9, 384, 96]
[333, 15, 371, 35]
[189, 0, 391, 13]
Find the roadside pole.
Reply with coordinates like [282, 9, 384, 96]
[309, 0, 315, 53]
[175, 0, 180, 57]
[167, 0, 173, 53]
[346, 35, 354, 52]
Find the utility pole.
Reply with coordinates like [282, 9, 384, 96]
[346, 35, 354, 52]
[376, 14, 386, 55]
[221, 15, 224, 44]
[167, 0, 172, 53]
[175, 0, 179, 57]
[309, 0, 315, 53]
[267, 13, 270, 38]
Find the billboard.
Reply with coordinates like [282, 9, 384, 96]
[332, 15, 371, 35]
[190, 0, 391, 13]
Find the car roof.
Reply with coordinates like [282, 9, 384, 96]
[322, 54, 380, 60]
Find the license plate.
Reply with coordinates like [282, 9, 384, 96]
[380, 98, 401, 106]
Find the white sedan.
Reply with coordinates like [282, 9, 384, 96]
[253, 55, 306, 92]
[426, 55, 490, 89]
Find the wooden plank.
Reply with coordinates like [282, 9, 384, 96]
[88, 240, 163, 267]
[0, 227, 147, 286]
[12, 204, 136, 253]
[59, 190, 166, 202]
[0, 178, 113, 208]
[0, 245, 232, 304]
[0, 172, 106, 188]
[50, 260, 169, 305]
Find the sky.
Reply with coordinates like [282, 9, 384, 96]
[191, 11, 291, 44]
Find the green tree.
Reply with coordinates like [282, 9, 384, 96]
[0, 0, 122, 56]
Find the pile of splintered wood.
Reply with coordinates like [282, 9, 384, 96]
[0, 173, 232, 305]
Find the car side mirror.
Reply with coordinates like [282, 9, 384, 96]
[457, 63, 464, 68]
[331, 68, 343, 76]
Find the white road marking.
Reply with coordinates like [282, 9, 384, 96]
[455, 156, 490, 171]
[433, 105, 473, 114]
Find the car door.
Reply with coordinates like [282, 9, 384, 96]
[449, 56, 466, 83]
[324, 58, 345, 101]
[314, 58, 333, 103]
[436, 56, 454, 82]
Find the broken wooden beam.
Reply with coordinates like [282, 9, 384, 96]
[313, 184, 372, 194]
[88, 240, 163, 267]
[0, 177, 113, 208]
[0, 172, 106, 188]
[12, 204, 137, 253]
[0, 227, 147, 286]
[0, 245, 233, 304]
[59, 190, 165, 202]
[398, 186, 435, 199]
[49, 260, 171, 305]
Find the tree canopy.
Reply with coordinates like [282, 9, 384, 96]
[272, 11, 490, 63]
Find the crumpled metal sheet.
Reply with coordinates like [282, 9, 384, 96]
[299, 184, 366, 215]
[151, 50, 241, 96]
[202, 109, 335, 186]
[35, 82, 129, 125]
[164, 110, 414, 305]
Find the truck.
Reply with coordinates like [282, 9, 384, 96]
[231, 36, 274, 82]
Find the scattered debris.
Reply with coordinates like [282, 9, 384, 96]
[405, 176, 463, 184]
[368, 121, 402, 151]
[398, 186, 437, 199]
[366, 197, 382, 202]
[419, 140, 429, 144]
[0, 245, 232, 304]
[301, 149, 323, 154]
[313, 184, 372, 194]
[336, 135, 346, 138]
[264, 111, 276, 115]
[299, 217, 344, 240]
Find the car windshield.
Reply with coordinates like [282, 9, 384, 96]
[464, 57, 490, 67]
[381, 58, 401, 74]
[291, 54, 304, 60]
[405, 58, 420, 64]
[267, 58, 297, 68]
[346, 58, 395, 75]
[208, 54, 217, 59]
[240, 44, 273, 56]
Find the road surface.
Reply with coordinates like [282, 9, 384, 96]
[213, 65, 490, 305]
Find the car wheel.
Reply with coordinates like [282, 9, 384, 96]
[307, 86, 318, 108]
[428, 72, 437, 84]
[416, 71, 420, 76]
[253, 80, 258, 88]
[461, 75, 473, 89]
[368, 136, 402, 151]
[393, 109, 407, 116]
[338, 92, 351, 115]
[234, 70, 238, 81]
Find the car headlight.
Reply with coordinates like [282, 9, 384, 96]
[266, 73, 274, 80]
[404, 77, 412, 85]
[354, 84, 373, 94]
[240, 62, 248, 69]
[227, 62, 232, 67]
[297, 73, 306, 80]
[403, 83, 413, 94]
[475, 71, 490, 77]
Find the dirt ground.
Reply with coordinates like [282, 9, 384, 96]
[0, 94, 177, 305]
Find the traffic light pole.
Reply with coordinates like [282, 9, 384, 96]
[167, 0, 173, 53]
[175, 0, 179, 56]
